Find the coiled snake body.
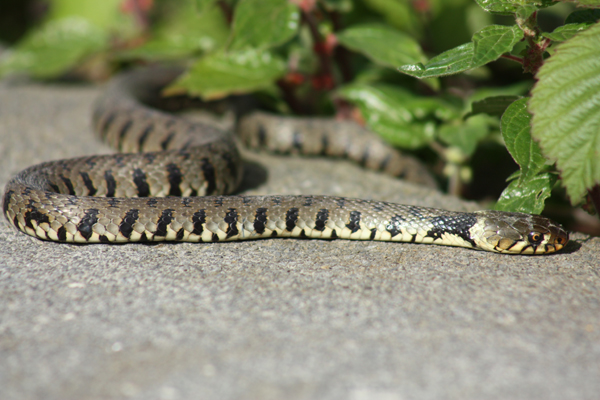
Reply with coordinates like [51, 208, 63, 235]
[2, 67, 568, 254]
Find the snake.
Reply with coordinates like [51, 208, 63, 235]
[1, 66, 569, 254]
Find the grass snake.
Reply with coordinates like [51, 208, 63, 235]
[2, 67, 569, 254]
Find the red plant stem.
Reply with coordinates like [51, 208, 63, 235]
[276, 79, 306, 115]
[301, 10, 335, 88]
[501, 54, 524, 64]
[217, 0, 233, 24]
[329, 11, 353, 83]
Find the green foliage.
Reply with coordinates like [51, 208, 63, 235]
[530, 21, 600, 205]
[2, 0, 600, 218]
[0, 17, 108, 77]
[336, 24, 426, 67]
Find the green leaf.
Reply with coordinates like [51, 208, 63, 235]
[229, 0, 300, 51]
[0, 17, 107, 78]
[516, 5, 537, 22]
[336, 24, 426, 68]
[438, 115, 490, 157]
[565, 9, 600, 24]
[118, 2, 229, 60]
[468, 95, 522, 118]
[559, 0, 600, 7]
[196, 0, 217, 12]
[501, 98, 547, 183]
[169, 49, 286, 99]
[321, 0, 353, 12]
[530, 22, 600, 204]
[542, 23, 593, 42]
[48, 0, 125, 31]
[474, 0, 557, 15]
[337, 84, 440, 149]
[361, 0, 422, 37]
[494, 172, 557, 214]
[472, 25, 524, 66]
[398, 43, 479, 79]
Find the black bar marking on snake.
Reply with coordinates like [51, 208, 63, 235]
[107, 198, 121, 208]
[211, 233, 219, 242]
[155, 209, 174, 237]
[315, 209, 329, 231]
[77, 208, 100, 240]
[360, 147, 370, 166]
[300, 229, 308, 238]
[139, 232, 149, 242]
[57, 226, 67, 242]
[24, 204, 50, 230]
[286, 208, 299, 232]
[320, 133, 329, 155]
[346, 211, 361, 233]
[146, 198, 158, 208]
[225, 208, 239, 238]
[132, 168, 150, 197]
[100, 111, 117, 138]
[160, 132, 176, 150]
[60, 176, 76, 195]
[379, 154, 391, 171]
[104, 170, 116, 197]
[49, 183, 60, 193]
[192, 210, 206, 236]
[425, 214, 477, 248]
[99, 235, 110, 243]
[271, 230, 278, 237]
[257, 124, 267, 146]
[166, 163, 183, 196]
[254, 208, 267, 235]
[386, 214, 404, 237]
[118, 120, 133, 150]
[201, 158, 217, 195]
[138, 124, 153, 150]
[79, 172, 97, 195]
[118, 209, 139, 239]
[330, 229, 338, 239]
[303, 197, 314, 207]
[370, 228, 377, 240]
[176, 228, 185, 241]
[190, 188, 198, 197]
[292, 131, 303, 150]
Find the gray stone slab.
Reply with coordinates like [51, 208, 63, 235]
[0, 82, 598, 400]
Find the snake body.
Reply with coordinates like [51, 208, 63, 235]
[2, 67, 568, 254]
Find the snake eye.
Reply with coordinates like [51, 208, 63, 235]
[528, 232, 543, 244]
[556, 237, 565, 245]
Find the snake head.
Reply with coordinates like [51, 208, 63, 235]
[473, 211, 569, 254]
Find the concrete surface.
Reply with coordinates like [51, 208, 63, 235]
[0, 81, 599, 400]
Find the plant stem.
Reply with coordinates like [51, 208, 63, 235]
[301, 9, 335, 88]
[501, 54, 524, 64]
[329, 11, 353, 83]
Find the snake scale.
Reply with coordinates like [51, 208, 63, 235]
[2, 67, 569, 254]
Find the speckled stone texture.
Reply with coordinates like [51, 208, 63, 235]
[0, 81, 598, 400]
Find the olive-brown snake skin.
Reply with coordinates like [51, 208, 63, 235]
[2, 67, 569, 254]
